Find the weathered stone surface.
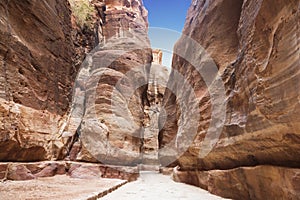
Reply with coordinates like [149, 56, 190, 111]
[0, 99, 64, 161]
[142, 49, 169, 165]
[4, 162, 67, 180]
[173, 165, 300, 200]
[70, 0, 103, 68]
[102, 0, 149, 40]
[0, 0, 76, 161]
[7, 164, 35, 181]
[33, 162, 66, 178]
[0, 0, 75, 113]
[65, 0, 153, 165]
[0, 0, 154, 167]
[0, 161, 138, 181]
[0, 163, 8, 180]
[68, 163, 102, 179]
[160, 0, 300, 169]
[159, 0, 300, 199]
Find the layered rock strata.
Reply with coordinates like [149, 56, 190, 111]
[142, 49, 169, 165]
[0, 0, 76, 161]
[0, 0, 156, 169]
[66, 0, 153, 165]
[159, 0, 300, 199]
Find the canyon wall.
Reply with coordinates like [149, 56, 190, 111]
[143, 49, 169, 165]
[65, 0, 153, 165]
[159, 0, 300, 199]
[0, 0, 153, 166]
[0, 0, 76, 161]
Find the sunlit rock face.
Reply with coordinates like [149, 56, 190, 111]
[103, 0, 149, 40]
[159, 0, 300, 199]
[0, 0, 76, 161]
[66, 0, 153, 165]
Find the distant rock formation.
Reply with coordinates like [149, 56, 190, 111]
[152, 49, 163, 65]
[159, 0, 300, 199]
[142, 49, 169, 165]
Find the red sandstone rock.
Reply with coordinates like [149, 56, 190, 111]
[7, 165, 35, 180]
[0, 163, 8, 180]
[0, 0, 155, 168]
[142, 50, 169, 165]
[173, 165, 300, 200]
[159, 0, 300, 199]
[69, 141, 82, 161]
[160, 0, 300, 170]
[68, 163, 102, 179]
[0, 161, 139, 181]
[34, 163, 66, 178]
[65, 0, 153, 165]
[0, 0, 76, 161]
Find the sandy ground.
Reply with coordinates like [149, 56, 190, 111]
[0, 175, 126, 200]
[99, 171, 230, 200]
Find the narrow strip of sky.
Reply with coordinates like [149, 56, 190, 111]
[143, 0, 191, 68]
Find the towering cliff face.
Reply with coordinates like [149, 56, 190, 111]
[159, 0, 300, 199]
[0, 0, 154, 167]
[0, 0, 76, 161]
[66, 0, 153, 165]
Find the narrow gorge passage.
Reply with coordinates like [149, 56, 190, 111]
[0, 0, 299, 199]
[99, 171, 227, 200]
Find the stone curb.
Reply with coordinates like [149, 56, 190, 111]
[85, 180, 128, 200]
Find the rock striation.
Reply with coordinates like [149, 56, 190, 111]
[65, 0, 153, 165]
[142, 49, 169, 165]
[0, 0, 155, 168]
[0, 0, 76, 161]
[0, 0, 152, 167]
[159, 0, 300, 199]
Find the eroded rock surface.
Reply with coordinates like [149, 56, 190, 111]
[142, 49, 169, 165]
[173, 165, 300, 200]
[66, 0, 153, 165]
[0, 161, 139, 182]
[0, 0, 156, 167]
[0, 0, 76, 161]
[159, 0, 300, 199]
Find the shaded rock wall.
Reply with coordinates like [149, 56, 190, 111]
[70, 0, 100, 68]
[159, 0, 300, 199]
[0, 0, 76, 161]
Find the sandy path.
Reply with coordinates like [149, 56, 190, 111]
[0, 175, 126, 200]
[99, 171, 229, 200]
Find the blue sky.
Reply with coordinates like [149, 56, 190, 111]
[143, 0, 191, 68]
